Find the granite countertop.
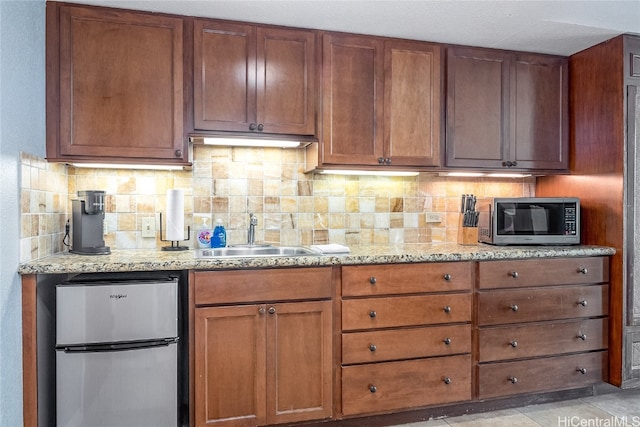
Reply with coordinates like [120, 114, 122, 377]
[18, 243, 616, 275]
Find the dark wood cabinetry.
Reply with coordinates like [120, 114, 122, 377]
[315, 34, 442, 170]
[340, 262, 472, 416]
[46, 3, 189, 165]
[192, 268, 333, 427]
[446, 47, 568, 171]
[537, 35, 640, 387]
[476, 257, 609, 399]
[193, 20, 316, 136]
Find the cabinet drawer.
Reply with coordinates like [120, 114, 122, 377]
[342, 354, 471, 416]
[342, 262, 472, 296]
[342, 293, 471, 331]
[478, 284, 608, 326]
[478, 257, 608, 289]
[479, 318, 608, 362]
[478, 351, 608, 399]
[343, 324, 471, 364]
[194, 268, 332, 305]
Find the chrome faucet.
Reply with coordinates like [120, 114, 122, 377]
[247, 213, 258, 246]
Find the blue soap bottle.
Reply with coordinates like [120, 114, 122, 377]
[211, 219, 227, 248]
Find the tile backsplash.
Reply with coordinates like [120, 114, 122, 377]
[20, 147, 535, 262]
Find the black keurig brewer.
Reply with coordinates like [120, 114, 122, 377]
[70, 190, 111, 255]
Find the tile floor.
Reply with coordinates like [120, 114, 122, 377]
[394, 388, 640, 427]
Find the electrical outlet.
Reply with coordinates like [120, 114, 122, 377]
[142, 217, 156, 238]
[425, 212, 443, 223]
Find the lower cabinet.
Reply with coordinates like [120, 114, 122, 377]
[340, 262, 473, 416]
[193, 268, 333, 427]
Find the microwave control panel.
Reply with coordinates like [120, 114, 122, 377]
[564, 206, 577, 235]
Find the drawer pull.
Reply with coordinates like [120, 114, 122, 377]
[510, 304, 519, 312]
[510, 271, 519, 279]
[510, 340, 518, 348]
[369, 276, 377, 285]
[577, 333, 587, 340]
[369, 344, 377, 352]
[578, 267, 589, 274]
[369, 384, 377, 393]
[443, 338, 452, 345]
[443, 306, 452, 313]
[268, 306, 276, 314]
[369, 310, 377, 318]
[443, 273, 452, 281]
[576, 368, 587, 374]
[508, 376, 518, 384]
[443, 377, 452, 385]
[578, 300, 588, 307]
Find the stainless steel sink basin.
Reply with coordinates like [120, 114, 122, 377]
[195, 245, 319, 258]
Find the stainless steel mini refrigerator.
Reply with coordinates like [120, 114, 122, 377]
[55, 277, 179, 427]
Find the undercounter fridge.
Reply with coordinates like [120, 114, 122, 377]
[55, 276, 179, 427]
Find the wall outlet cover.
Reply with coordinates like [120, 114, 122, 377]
[142, 217, 156, 238]
[425, 212, 443, 223]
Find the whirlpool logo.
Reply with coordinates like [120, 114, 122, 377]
[109, 293, 127, 300]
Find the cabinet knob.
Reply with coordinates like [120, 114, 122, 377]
[578, 267, 588, 274]
[378, 157, 385, 164]
[576, 368, 587, 374]
[369, 276, 377, 285]
[369, 384, 377, 393]
[258, 307, 266, 315]
[369, 344, 377, 352]
[249, 123, 257, 131]
[509, 376, 518, 384]
[384, 158, 391, 165]
[510, 304, 519, 312]
[175, 149, 182, 158]
[443, 273, 452, 281]
[443, 338, 452, 345]
[510, 271, 519, 279]
[510, 340, 518, 348]
[257, 123, 264, 131]
[369, 310, 377, 318]
[443, 377, 452, 385]
[578, 300, 588, 307]
[443, 306, 452, 313]
[268, 306, 276, 314]
[577, 334, 587, 341]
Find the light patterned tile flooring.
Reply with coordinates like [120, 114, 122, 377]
[392, 388, 640, 427]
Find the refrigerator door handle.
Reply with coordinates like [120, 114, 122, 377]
[60, 337, 179, 353]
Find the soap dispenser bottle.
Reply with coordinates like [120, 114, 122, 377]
[211, 219, 227, 248]
[197, 217, 211, 249]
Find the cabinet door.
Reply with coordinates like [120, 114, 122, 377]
[194, 305, 266, 427]
[513, 54, 568, 170]
[266, 301, 332, 424]
[256, 27, 316, 136]
[321, 33, 384, 166]
[446, 47, 510, 168]
[194, 20, 257, 132]
[384, 40, 442, 167]
[51, 5, 186, 163]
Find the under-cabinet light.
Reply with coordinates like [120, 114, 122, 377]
[441, 172, 485, 177]
[316, 169, 419, 177]
[486, 173, 532, 178]
[198, 137, 303, 148]
[439, 172, 532, 178]
[70, 163, 185, 171]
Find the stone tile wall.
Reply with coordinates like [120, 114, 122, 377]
[19, 146, 535, 262]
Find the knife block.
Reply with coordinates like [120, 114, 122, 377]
[457, 214, 479, 245]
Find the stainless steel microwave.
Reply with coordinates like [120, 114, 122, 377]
[478, 197, 580, 245]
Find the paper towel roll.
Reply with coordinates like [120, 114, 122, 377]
[166, 189, 185, 241]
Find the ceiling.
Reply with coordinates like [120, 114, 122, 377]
[67, 0, 640, 55]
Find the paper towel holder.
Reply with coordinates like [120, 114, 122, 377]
[159, 212, 191, 251]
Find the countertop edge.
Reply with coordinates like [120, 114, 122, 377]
[17, 244, 616, 275]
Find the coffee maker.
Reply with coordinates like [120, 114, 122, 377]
[70, 190, 111, 255]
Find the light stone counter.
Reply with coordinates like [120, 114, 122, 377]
[18, 243, 616, 275]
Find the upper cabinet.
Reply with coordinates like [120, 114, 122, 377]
[193, 20, 317, 136]
[315, 33, 442, 170]
[46, 3, 189, 165]
[446, 47, 568, 172]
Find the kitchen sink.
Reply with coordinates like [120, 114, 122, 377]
[195, 245, 320, 258]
